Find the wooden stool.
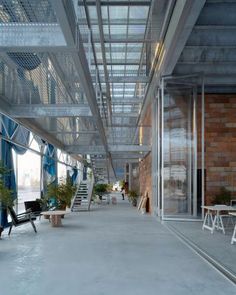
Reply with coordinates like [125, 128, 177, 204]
[111, 197, 117, 204]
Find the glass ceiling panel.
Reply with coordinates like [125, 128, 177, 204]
[101, 25, 110, 35]
[110, 65, 125, 71]
[128, 25, 146, 36]
[109, 6, 128, 19]
[88, 6, 97, 19]
[126, 51, 141, 60]
[109, 25, 127, 35]
[101, 6, 108, 19]
[111, 52, 126, 59]
[129, 6, 149, 19]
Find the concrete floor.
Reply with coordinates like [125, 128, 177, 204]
[0, 193, 235, 295]
[166, 220, 236, 276]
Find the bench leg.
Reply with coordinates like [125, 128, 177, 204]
[231, 225, 236, 245]
[30, 220, 37, 233]
[8, 225, 13, 236]
[51, 215, 62, 227]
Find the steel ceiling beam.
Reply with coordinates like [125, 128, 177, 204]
[82, 0, 108, 124]
[66, 144, 151, 154]
[79, 19, 147, 26]
[187, 28, 236, 47]
[48, 130, 98, 135]
[112, 112, 139, 118]
[91, 37, 153, 43]
[197, 1, 236, 25]
[179, 47, 236, 63]
[111, 98, 143, 103]
[88, 46, 142, 53]
[8, 104, 139, 119]
[139, 0, 206, 123]
[50, 0, 108, 150]
[93, 60, 142, 66]
[0, 96, 11, 115]
[50, 0, 115, 179]
[96, 0, 112, 122]
[0, 99, 65, 151]
[8, 104, 92, 118]
[0, 23, 67, 50]
[78, 1, 151, 6]
[108, 76, 149, 83]
[174, 63, 236, 75]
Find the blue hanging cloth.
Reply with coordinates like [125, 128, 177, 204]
[0, 115, 30, 227]
[42, 144, 57, 207]
[71, 167, 78, 185]
[43, 144, 57, 183]
[83, 166, 87, 181]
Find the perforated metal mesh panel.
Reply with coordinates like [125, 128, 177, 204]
[0, 0, 57, 23]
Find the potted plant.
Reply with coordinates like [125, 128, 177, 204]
[128, 190, 139, 207]
[212, 187, 231, 205]
[0, 162, 14, 237]
[93, 183, 108, 199]
[46, 178, 76, 210]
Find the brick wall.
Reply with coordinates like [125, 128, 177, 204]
[204, 94, 236, 204]
[130, 163, 140, 193]
[139, 152, 152, 213]
[139, 94, 236, 209]
[139, 104, 152, 213]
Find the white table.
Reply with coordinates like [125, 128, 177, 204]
[41, 211, 67, 227]
[202, 205, 236, 234]
[229, 212, 236, 245]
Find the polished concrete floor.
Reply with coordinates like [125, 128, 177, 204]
[167, 220, 236, 276]
[0, 193, 235, 295]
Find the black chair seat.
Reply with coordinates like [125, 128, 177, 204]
[17, 216, 37, 223]
[24, 201, 42, 218]
[7, 207, 37, 236]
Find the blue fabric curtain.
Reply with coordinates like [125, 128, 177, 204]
[0, 116, 30, 227]
[42, 144, 57, 207]
[43, 144, 57, 180]
[71, 167, 78, 185]
[83, 166, 87, 181]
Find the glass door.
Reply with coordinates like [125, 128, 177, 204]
[160, 75, 204, 220]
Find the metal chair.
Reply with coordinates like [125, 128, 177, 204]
[7, 207, 37, 236]
[24, 200, 42, 218]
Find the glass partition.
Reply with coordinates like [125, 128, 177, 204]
[160, 76, 202, 220]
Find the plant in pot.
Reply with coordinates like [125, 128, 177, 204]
[128, 190, 139, 207]
[46, 178, 76, 211]
[93, 183, 109, 200]
[212, 187, 231, 205]
[0, 163, 14, 237]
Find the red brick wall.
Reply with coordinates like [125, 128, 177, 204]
[139, 152, 152, 213]
[139, 105, 152, 213]
[203, 94, 236, 204]
[139, 94, 236, 209]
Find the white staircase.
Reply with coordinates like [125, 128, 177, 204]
[71, 179, 93, 212]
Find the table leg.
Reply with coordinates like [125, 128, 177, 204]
[231, 225, 236, 245]
[202, 210, 214, 233]
[213, 212, 225, 234]
[51, 215, 62, 227]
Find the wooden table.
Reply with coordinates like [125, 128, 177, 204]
[41, 211, 67, 227]
[229, 212, 236, 245]
[202, 205, 236, 234]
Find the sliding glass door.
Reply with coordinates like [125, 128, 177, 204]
[159, 76, 204, 220]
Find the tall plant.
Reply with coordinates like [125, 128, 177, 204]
[46, 178, 76, 209]
[0, 162, 13, 209]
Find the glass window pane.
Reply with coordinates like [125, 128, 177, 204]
[109, 6, 128, 19]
